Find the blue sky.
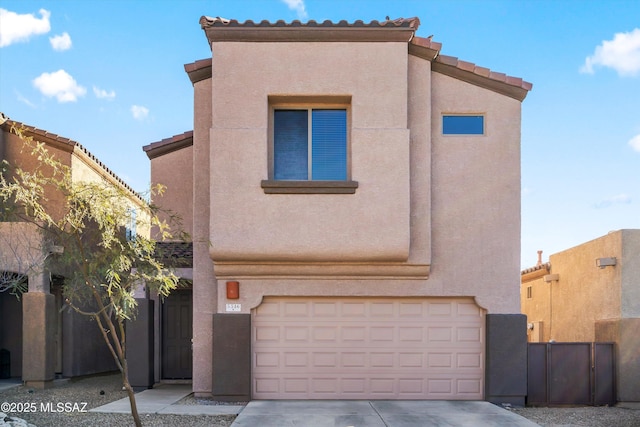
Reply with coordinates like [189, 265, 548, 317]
[1, 0, 639, 268]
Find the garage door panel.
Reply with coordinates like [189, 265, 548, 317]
[252, 297, 484, 399]
[254, 300, 280, 316]
[255, 325, 279, 342]
[342, 326, 366, 341]
[428, 326, 453, 342]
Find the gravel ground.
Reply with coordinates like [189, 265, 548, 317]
[2, 373, 639, 426]
[0, 373, 234, 427]
[511, 405, 640, 427]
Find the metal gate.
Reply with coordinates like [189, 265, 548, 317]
[527, 343, 615, 406]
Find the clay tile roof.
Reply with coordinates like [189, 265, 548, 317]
[411, 35, 442, 51]
[194, 16, 531, 101]
[408, 35, 442, 61]
[521, 261, 551, 282]
[184, 58, 212, 84]
[432, 54, 532, 101]
[154, 241, 193, 267]
[199, 16, 420, 43]
[1, 115, 144, 203]
[200, 16, 420, 29]
[521, 262, 551, 275]
[143, 130, 193, 160]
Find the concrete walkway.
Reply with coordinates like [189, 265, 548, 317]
[230, 400, 540, 427]
[91, 384, 243, 416]
[0, 378, 21, 393]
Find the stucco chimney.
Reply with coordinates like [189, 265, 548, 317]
[536, 250, 543, 267]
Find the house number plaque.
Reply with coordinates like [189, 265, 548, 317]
[225, 303, 241, 312]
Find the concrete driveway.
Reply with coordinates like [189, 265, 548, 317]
[230, 400, 539, 426]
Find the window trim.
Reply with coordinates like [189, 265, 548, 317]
[260, 179, 358, 194]
[442, 113, 486, 136]
[265, 96, 357, 194]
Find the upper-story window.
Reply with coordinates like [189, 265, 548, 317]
[274, 109, 347, 181]
[125, 208, 137, 241]
[262, 96, 358, 194]
[442, 114, 484, 135]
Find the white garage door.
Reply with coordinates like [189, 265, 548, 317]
[252, 297, 484, 399]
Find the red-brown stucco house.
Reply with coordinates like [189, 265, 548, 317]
[1, 115, 146, 387]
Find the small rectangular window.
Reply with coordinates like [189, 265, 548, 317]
[527, 286, 532, 299]
[274, 109, 347, 181]
[443, 115, 484, 135]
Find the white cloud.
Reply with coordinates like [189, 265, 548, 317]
[49, 32, 71, 51]
[0, 8, 51, 47]
[131, 105, 149, 121]
[281, 0, 308, 20]
[15, 90, 36, 108]
[93, 86, 116, 100]
[32, 69, 86, 103]
[581, 28, 640, 77]
[594, 194, 632, 209]
[629, 134, 640, 152]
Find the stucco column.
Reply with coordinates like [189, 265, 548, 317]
[212, 313, 251, 401]
[22, 271, 55, 388]
[485, 314, 527, 405]
[127, 299, 154, 391]
[126, 277, 154, 390]
[192, 77, 214, 396]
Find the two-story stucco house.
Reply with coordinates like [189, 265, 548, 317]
[1, 115, 148, 387]
[521, 229, 640, 402]
[141, 16, 532, 404]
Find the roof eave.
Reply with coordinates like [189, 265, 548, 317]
[184, 58, 212, 85]
[200, 17, 419, 44]
[2, 118, 145, 204]
[521, 262, 551, 282]
[432, 56, 532, 102]
[203, 27, 416, 43]
[143, 131, 193, 160]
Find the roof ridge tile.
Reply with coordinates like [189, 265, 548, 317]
[200, 16, 420, 29]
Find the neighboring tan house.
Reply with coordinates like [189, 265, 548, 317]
[140, 16, 532, 404]
[521, 229, 640, 402]
[0, 115, 146, 387]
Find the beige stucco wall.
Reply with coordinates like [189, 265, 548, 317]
[2, 130, 70, 221]
[620, 229, 640, 318]
[192, 77, 215, 396]
[428, 73, 522, 313]
[70, 153, 151, 238]
[521, 230, 638, 342]
[0, 222, 47, 285]
[2, 126, 148, 238]
[521, 274, 551, 341]
[205, 46, 522, 315]
[209, 42, 410, 262]
[149, 145, 194, 237]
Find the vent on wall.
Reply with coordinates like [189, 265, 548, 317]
[596, 257, 616, 269]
